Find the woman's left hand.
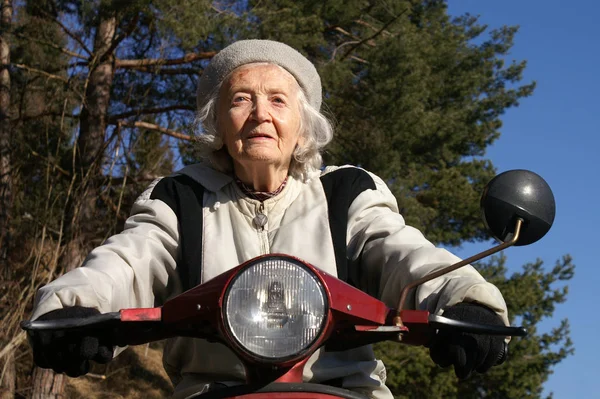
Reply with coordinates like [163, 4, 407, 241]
[429, 303, 507, 379]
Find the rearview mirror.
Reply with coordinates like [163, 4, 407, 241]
[481, 169, 555, 246]
[395, 169, 556, 315]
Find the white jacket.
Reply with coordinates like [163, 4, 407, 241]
[32, 164, 509, 399]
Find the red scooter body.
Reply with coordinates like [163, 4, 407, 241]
[22, 254, 526, 399]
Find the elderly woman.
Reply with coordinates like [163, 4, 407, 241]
[30, 40, 509, 399]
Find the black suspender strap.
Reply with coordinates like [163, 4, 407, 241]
[150, 174, 205, 291]
[320, 168, 376, 287]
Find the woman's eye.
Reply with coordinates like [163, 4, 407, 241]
[272, 97, 285, 104]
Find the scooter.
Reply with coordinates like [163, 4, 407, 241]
[21, 169, 555, 399]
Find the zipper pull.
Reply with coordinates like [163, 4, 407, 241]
[253, 203, 268, 230]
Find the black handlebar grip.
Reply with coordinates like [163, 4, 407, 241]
[428, 314, 528, 337]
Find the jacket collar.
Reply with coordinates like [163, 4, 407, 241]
[175, 162, 322, 193]
[175, 163, 233, 192]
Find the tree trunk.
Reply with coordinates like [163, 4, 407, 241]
[0, 352, 15, 399]
[31, 368, 65, 399]
[74, 15, 116, 238]
[0, 0, 12, 279]
[0, 2, 14, 399]
[31, 15, 117, 398]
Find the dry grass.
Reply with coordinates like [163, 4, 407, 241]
[4, 337, 173, 398]
[65, 343, 173, 399]
[1, 236, 173, 398]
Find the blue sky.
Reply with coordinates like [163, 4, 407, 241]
[446, 1, 599, 397]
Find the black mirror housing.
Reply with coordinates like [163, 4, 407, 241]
[481, 170, 555, 246]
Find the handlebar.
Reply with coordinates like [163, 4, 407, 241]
[21, 307, 526, 350]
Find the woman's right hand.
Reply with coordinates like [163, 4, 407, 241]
[29, 306, 114, 377]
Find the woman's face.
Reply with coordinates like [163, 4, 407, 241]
[216, 63, 302, 174]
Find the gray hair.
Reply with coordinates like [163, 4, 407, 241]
[193, 65, 333, 181]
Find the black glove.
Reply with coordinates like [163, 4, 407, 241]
[29, 306, 114, 377]
[429, 302, 507, 379]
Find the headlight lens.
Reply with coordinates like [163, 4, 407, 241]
[223, 257, 327, 360]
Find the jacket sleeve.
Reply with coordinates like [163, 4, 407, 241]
[31, 178, 181, 320]
[346, 171, 509, 325]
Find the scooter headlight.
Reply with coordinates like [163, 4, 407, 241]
[223, 257, 327, 361]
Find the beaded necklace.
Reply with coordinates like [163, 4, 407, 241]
[234, 176, 289, 202]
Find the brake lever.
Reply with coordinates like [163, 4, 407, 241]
[428, 314, 527, 337]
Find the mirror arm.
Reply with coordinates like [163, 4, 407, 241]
[394, 218, 523, 326]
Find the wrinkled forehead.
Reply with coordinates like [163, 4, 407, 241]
[220, 62, 302, 93]
[196, 39, 322, 111]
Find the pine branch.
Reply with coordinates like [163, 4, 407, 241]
[13, 32, 88, 60]
[330, 41, 360, 61]
[350, 55, 369, 64]
[115, 120, 193, 141]
[331, 42, 372, 63]
[13, 63, 69, 84]
[115, 51, 216, 69]
[119, 66, 201, 75]
[354, 19, 395, 37]
[13, 64, 86, 103]
[211, 4, 238, 16]
[331, 26, 362, 41]
[108, 105, 195, 124]
[42, 10, 92, 55]
[341, 10, 407, 60]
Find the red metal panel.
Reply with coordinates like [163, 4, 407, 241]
[120, 307, 162, 322]
[399, 309, 429, 324]
[317, 271, 389, 325]
[398, 309, 432, 346]
[272, 359, 309, 383]
[161, 266, 237, 324]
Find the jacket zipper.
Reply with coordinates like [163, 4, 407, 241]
[255, 202, 270, 254]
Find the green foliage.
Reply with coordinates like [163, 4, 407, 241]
[9, 6, 77, 240]
[151, 0, 237, 49]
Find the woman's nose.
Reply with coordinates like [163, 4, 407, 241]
[251, 98, 271, 123]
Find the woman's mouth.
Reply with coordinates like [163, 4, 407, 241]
[247, 133, 273, 140]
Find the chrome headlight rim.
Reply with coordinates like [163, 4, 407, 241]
[221, 255, 329, 363]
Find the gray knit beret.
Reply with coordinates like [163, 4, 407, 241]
[196, 40, 322, 111]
